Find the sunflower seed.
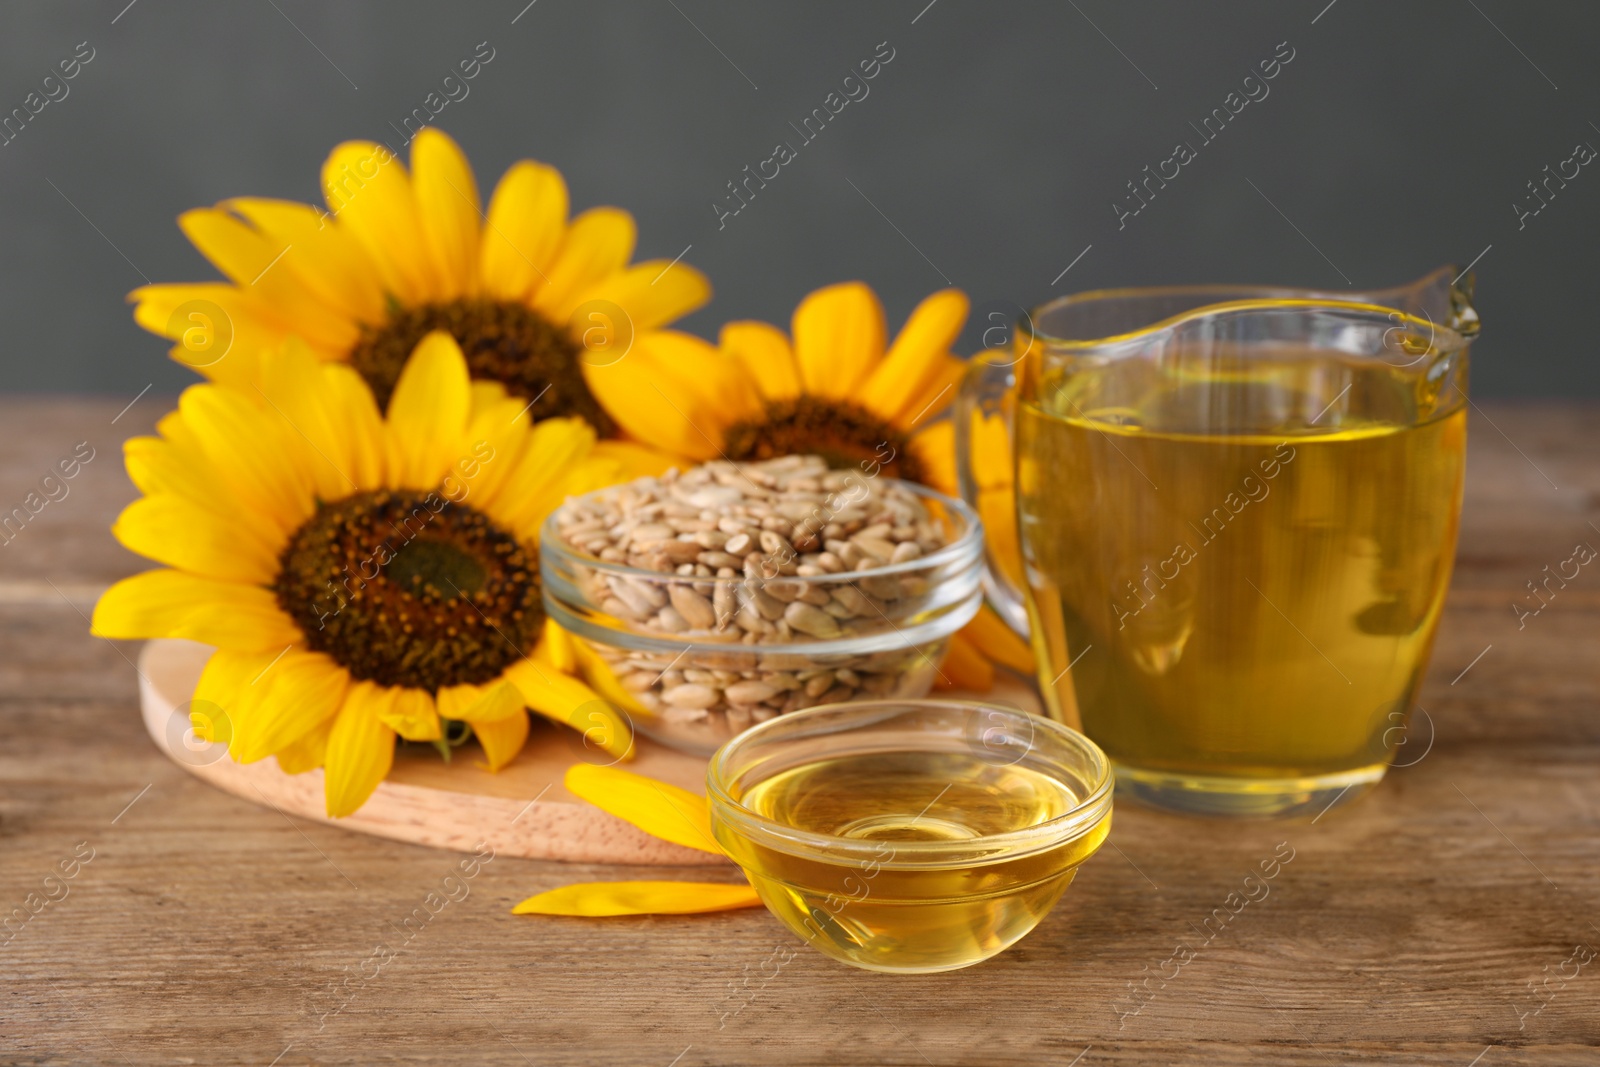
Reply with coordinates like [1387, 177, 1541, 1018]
[629, 523, 677, 544]
[854, 536, 899, 564]
[830, 585, 874, 617]
[661, 540, 705, 563]
[785, 601, 841, 639]
[661, 705, 711, 723]
[669, 585, 716, 629]
[891, 541, 922, 563]
[663, 683, 719, 709]
[758, 529, 794, 557]
[713, 582, 737, 626]
[607, 575, 664, 615]
[797, 585, 833, 607]
[724, 680, 778, 704]
[687, 485, 744, 508]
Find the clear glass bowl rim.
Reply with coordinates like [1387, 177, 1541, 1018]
[539, 476, 984, 586]
[539, 476, 985, 655]
[706, 699, 1114, 867]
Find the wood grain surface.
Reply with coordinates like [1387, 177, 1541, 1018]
[2, 397, 1598, 1066]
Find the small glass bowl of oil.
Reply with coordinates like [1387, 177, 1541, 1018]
[706, 699, 1112, 973]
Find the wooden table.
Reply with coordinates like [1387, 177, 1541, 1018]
[3, 397, 1597, 1066]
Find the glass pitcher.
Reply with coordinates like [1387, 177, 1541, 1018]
[956, 267, 1478, 817]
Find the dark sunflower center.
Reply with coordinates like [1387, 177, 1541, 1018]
[274, 490, 543, 691]
[724, 396, 924, 482]
[348, 298, 615, 434]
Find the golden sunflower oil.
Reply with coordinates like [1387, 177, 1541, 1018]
[1016, 350, 1465, 800]
[718, 750, 1110, 973]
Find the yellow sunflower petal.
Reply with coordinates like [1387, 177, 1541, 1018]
[588, 440, 680, 479]
[199, 649, 281, 752]
[980, 484, 1024, 589]
[111, 494, 280, 583]
[791, 281, 886, 400]
[230, 651, 348, 763]
[912, 420, 957, 496]
[567, 633, 652, 719]
[564, 764, 721, 854]
[434, 681, 485, 722]
[534, 618, 578, 673]
[584, 330, 752, 461]
[91, 569, 244, 640]
[177, 383, 313, 536]
[122, 436, 176, 498]
[387, 331, 471, 488]
[479, 160, 569, 301]
[482, 416, 596, 536]
[123, 435, 236, 511]
[258, 341, 369, 501]
[472, 710, 530, 772]
[226, 197, 386, 325]
[410, 128, 481, 299]
[457, 397, 531, 513]
[177, 207, 358, 350]
[937, 632, 994, 691]
[276, 714, 334, 774]
[325, 364, 390, 491]
[190, 649, 261, 745]
[913, 411, 1017, 595]
[570, 259, 710, 334]
[512, 881, 761, 917]
[469, 379, 511, 418]
[378, 686, 441, 742]
[971, 404, 1015, 490]
[720, 320, 800, 403]
[322, 140, 436, 303]
[323, 689, 397, 818]
[127, 283, 283, 385]
[961, 604, 1035, 677]
[858, 288, 969, 424]
[504, 659, 632, 760]
[455, 681, 527, 725]
[530, 206, 636, 321]
[894, 354, 967, 432]
[171, 593, 302, 652]
[562, 454, 630, 500]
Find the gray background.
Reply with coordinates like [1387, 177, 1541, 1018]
[0, 0, 1593, 397]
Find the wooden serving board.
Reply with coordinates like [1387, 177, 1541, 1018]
[137, 638, 726, 866]
[139, 638, 1042, 866]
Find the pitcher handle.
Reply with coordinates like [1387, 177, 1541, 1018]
[955, 351, 1030, 639]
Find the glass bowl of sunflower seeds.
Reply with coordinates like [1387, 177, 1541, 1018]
[539, 454, 983, 755]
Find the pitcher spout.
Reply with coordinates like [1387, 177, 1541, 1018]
[1363, 265, 1479, 340]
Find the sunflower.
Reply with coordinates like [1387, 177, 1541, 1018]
[582, 281, 951, 478]
[91, 333, 632, 817]
[581, 280, 1035, 688]
[127, 128, 707, 466]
